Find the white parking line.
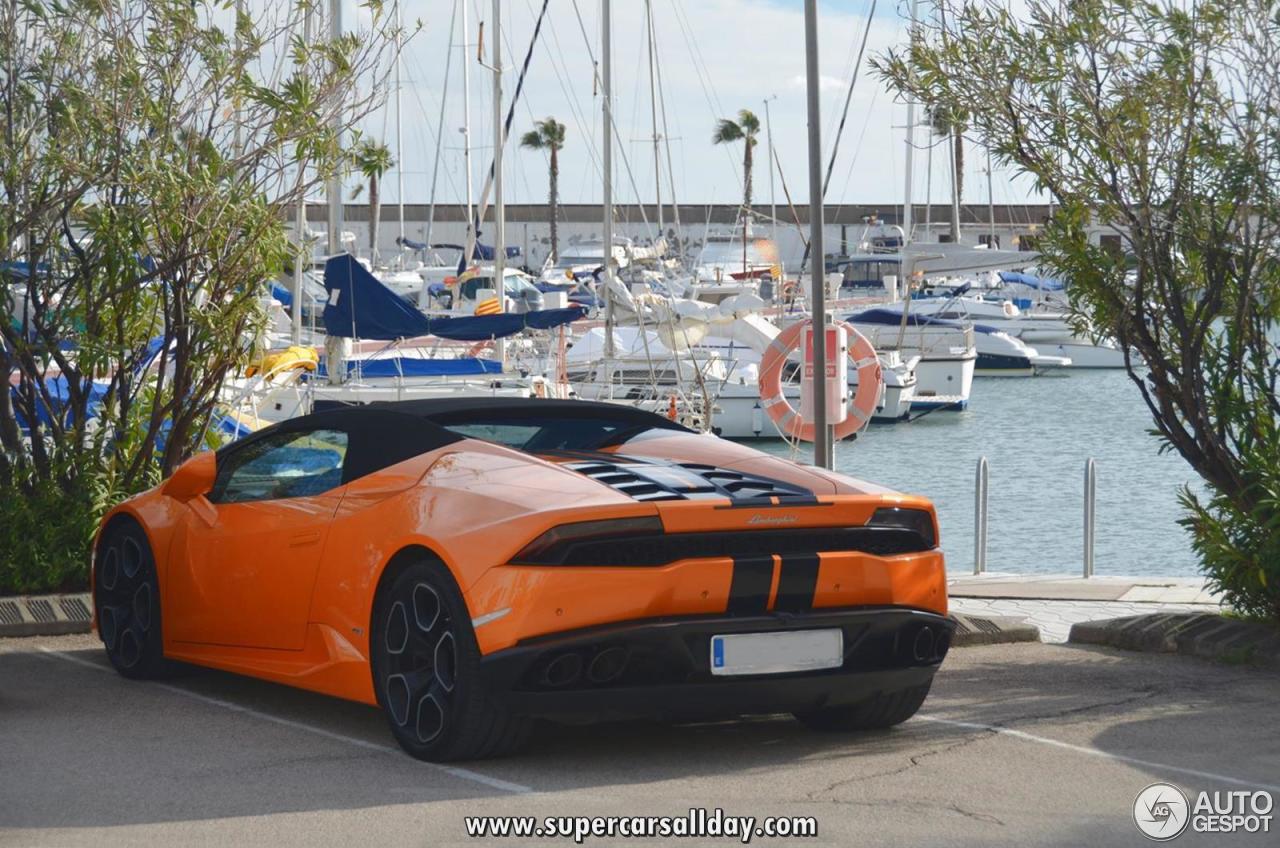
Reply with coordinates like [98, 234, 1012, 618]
[918, 714, 1280, 793]
[33, 647, 532, 795]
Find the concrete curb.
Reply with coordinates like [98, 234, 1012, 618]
[1069, 612, 1280, 669]
[949, 613, 1040, 646]
[0, 592, 93, 637]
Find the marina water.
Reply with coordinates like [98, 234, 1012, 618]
[759, 370, 1203, 577]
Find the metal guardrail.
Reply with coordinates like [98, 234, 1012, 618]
[972, 456, 1098, 578]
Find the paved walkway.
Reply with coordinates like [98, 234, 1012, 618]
[5, 635, 1279, 846]
[948, 573, 1222, 643]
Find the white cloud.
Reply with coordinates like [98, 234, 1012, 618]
[788, 74, 846, 92]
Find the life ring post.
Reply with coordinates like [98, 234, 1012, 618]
[757, 319, 882, 443]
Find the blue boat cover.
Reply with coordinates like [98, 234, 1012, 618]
[847, 307, 1002, 335]
[322, 254, 584, 341]
[314, 357, 502, 378]
[999, 270, 1064, 291]
[270, 280, 293, 307]
[396, 236, 429, 250]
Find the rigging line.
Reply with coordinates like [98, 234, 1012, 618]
[564, 0, 656, 240]
[830, 83, 881, 233]
[424, 0, 460, 250]
[801, 0, 878, 272]
[650, 0, 685, 251]
[403, 53, 464, 210]
[533, 1, 604, 218]
[665, 0, 741, 184]
[496, 9, 548, 208]
[536, 0, 603, 178]
[471, 0, 553, 234]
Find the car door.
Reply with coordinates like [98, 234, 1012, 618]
[165, 427, 349, 651]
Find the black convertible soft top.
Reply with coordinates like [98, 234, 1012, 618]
[219, 398, 692, 483]
[366, 397, 692, 432]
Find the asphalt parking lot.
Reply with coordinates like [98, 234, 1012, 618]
[2, 634, 1278, 847]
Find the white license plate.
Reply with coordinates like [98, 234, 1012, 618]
[709, 629, 844, 676]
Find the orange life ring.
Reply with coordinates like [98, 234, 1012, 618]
[758, 319, 882, 442]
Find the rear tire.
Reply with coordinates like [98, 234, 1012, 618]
[94, 520, 169, 680]
[370, 559, 532, 762]
[794, 683, 932, 732]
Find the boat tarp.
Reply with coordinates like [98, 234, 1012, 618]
[314, 356, 502, 379]
[999, 270, 1065, 291]
[322, 254, 584, 341]
[848, 307, 1002, 335]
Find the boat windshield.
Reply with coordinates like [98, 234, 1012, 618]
[698, 238, 777, 267]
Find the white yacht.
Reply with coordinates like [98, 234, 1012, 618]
[844, 308, 977, 410]
[538, 237, 631, 289]
[692, 229, 782, 303]
[906, 288, 1128, 368]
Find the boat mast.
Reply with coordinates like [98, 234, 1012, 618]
[803, 0, 832, 468]
[986, 147, 995, 246]
[394, 0, 404, 263]
[644, 0, 662, 235]
[462, 0, 475, 266]
[902, 0, 919, 248]
[424, 0, 459, 255]
[764, 94, 777, 244]
[491, 0, 506, 365]
[602, 0, 616, 362]
[292, 1, 315, 346]
[325, 0, 344, 256]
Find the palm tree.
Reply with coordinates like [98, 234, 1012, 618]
[519, 117, 567, 262]
[352, 139, 394, 261]
[712, 109, 761, 267]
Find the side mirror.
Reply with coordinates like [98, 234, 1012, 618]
[163, 451, 217, 502]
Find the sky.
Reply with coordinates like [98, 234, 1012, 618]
[345, 0, 1046, 210]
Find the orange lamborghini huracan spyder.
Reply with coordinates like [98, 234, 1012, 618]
[93, 398, 953, 761]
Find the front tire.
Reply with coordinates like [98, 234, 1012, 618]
[371, 559, 532, 762]
[94, 520, 169, 679]
[794, 683, 932, 732]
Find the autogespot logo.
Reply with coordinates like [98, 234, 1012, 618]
[1134, 783, 1191, 841]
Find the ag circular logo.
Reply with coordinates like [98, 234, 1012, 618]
[1134, 783, 1191, 840]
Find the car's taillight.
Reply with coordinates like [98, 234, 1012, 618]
[866, 507, 937, 549]
[511, 516, 664, 565]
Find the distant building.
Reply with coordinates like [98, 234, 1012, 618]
[294, 202, 1111, 272]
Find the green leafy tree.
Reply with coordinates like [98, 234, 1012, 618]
[0, 0, 398, 593]
[352, 139, 395, 262]
[519, 117, 567, 262]
[875, 0, 1280, 620]
[713, 109, 761, 268]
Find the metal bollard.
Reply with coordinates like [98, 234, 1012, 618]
[1083, 458, 1096, 578]
[974, 456, 989, 574]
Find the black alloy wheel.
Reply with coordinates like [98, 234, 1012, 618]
[372, 559, 531, 762]
[95, 520, 168, 679]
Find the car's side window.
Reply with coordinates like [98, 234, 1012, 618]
[210, 429, 349, 504]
